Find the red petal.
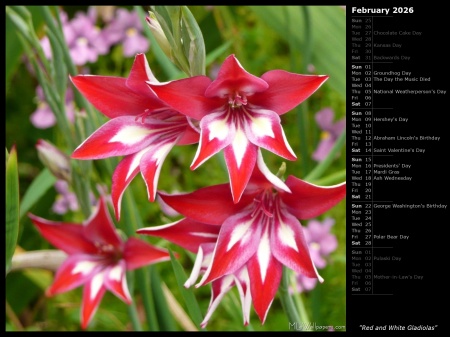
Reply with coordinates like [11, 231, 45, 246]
[70, 75, 164, 119]
[81, 271, 107, 329]
[281, 178, 346, 219]
[139, 136, 179, 202]
[205, 54, 268, 97]
[111, 153, 142, 221]
[71, 116, 164, 159]
[200, 275, 235, 328]
[254, 70, 329, 115]
[243, 108, 296, 160]
[46, 254, 102, 296]
[126, 53, 159, 95]
[270, 207, 321, 279]
[29, 213, 96, 254]
[123, 237, 170, 270]
[103, 260, 132, 304]
[247, 226, 282, 324]
[83, 197, 122, 249]
[190, 110, 235, 169]
[148, 76, 221, 120]
[137, 218, 220, 253]
[223, 137, 258, 203]
[157, 184, 252, 225]
[198, 210, 262, 285]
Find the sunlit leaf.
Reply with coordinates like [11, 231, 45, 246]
[6, 146, 20, 274]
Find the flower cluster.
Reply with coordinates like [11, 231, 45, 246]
[29, 12, 345, 329]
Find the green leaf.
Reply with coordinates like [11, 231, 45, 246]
[19, 168, 56, 219]
[6, 146, 20, 274]
[169, 250, 205, 329]
[249, 6, 346, 99]
[150, 265, 178, 331]
[181, 6, 206, 76]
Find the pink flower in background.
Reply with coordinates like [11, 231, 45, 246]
[30, 86, 76, 129]
[312, 107, 345, 162]
[103, 8, 150, 57]
[29, 197, 171, 329]
[52, 180, 80, 214]
[292, 218, 338, 293]
[148, 54, 329, 203]
[41, 7, 111, 66]
[139, 151, 346, 324]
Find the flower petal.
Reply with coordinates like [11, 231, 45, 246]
[198, 210, 262, 286]
[111, 152, 143, 221]
[223, 133, 258, 203]
[70, 75, 164, 119]
[148, 76, 221, 120]
[233, 267, 252, 326]
[315, 107, 335, 130]
[200, 275, 235, 329]
[191, 110, 235, 170]
[83, 197, 122, 249]
[126, 53, 159, 95]
[72, 116, 167, 159]
[243, 108, 296, 160]
[139, 135, 179, 202]
[103, 260, 132, 304]
[157, 184, 253, 225]
[137, 218, 220, 253]
[29, 213, 96, 254]
[184, 243, 216, 288]
[123, 237, 170, 270]
[281, 179, 346, 219]
[247, 225, 282, 324]
[46, 254, 103, 296]
[81, 270, 107, 329]
[205, 54, 268, 97]
[255, 70, 329, 115]
[270, 207, 322, 280]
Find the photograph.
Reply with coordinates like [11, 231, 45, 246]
[5, 5, 347, 332]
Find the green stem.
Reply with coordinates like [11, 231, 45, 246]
[279, 267, 300, 326]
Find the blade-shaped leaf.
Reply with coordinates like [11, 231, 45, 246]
[169, 250, 205, 329]
[248, 6, 345, 99]
[19, 168, 56, 219]
[6, 146, 20, 274]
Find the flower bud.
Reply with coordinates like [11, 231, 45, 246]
[146, 11, 172, 61]
[36, 139, 71, 182]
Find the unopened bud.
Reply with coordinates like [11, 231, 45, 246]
[146, 12, 172, 60]
[36, 139, 71, 182]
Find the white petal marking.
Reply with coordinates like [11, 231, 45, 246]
[278, 217, 298, 252]
[109, 125, 155, 145]
[231, 128, 248, 168]
[90, 272, 105, 300]
[71, 260, 98, 275]
[190, 232, 219, 239]
[109, 264, 123, 281]
[208, 119, 230, 141]
[257, 228, 271, 282]
[226, 219, 253, 251]
[126, 148, 148, 180]
[250, 116, 274, 138]
[152, 143, 174, 166]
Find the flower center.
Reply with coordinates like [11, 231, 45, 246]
[228, 91, 247, 109]
[251, 190, 276, 218]
[76, 37, 88, 46]
[126, 27, 138, 37]
[94, 241, 122, 262]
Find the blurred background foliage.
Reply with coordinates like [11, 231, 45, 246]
[5, 5, 346, 331]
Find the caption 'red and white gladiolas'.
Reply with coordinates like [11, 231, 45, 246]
[138, 151, 345, 326]
[28, 197, 171, 329]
